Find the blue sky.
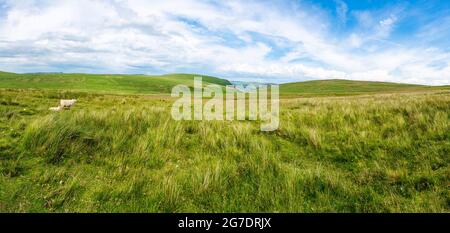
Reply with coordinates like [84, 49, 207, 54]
[0, 0, 449, 85]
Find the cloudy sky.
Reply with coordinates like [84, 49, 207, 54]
[0, 0, 449, 85]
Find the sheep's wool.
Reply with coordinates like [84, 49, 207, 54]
[60, 99, 77, 108]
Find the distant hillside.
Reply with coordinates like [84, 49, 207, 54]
[280, 79, 448, 96]
[1, 71, 448, 96]
[0, 72, 231, 94]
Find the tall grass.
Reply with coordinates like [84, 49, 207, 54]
[0, 89, 449, 212]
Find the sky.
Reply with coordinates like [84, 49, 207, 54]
[0, 0, 449, 85]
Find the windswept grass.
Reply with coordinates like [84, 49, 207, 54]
[0, 89, 449, 212]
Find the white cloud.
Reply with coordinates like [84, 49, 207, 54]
[0, 0, 448, 85]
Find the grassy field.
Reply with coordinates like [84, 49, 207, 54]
[280, 79, 450, 96]
[0, 72, 231, 94]
[0, 73, 449, 212]
[1, 71, 448, 96]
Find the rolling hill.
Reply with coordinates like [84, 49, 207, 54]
[0, 71, 448, 96]
[0, 72, 231, 94]
[280, 79, 449, 96]
[1, 71, 449, 212]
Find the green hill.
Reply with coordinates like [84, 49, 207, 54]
[1, 71, 448, 96]
[280, 79, 448, 96]
[0, 72, 231, 94]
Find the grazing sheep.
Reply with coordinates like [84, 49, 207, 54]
[60, 99, 77, 108]
[49, 106, 62, 111]
[49, 99, 77, 111]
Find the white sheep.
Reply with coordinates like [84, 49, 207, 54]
[49, 106, 62, 111]
[60, 99, 77, 108]
[49, 99, 77, 111]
